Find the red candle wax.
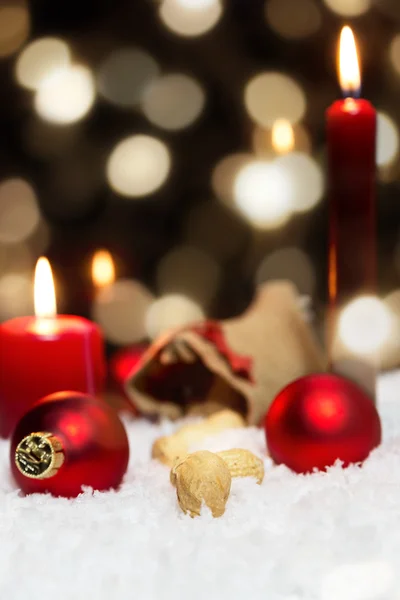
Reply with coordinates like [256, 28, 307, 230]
[0, 315, 106, 438]
[327, 97, 376, 319]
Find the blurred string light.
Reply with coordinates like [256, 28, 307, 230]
[0, 0, 29, 58]
[91, 250, 116, 290]
[265, 0, 321, 40]
[98, 48, 159, 108]
[159, 0, 223, 37]
[376, 112, 399, 167]
[233, 161, 293, 229]
[256, 247, 316, 295]
[338, 296, 392, 355]
[93, 279, 153, 344]
[253, 122, 312, 157]
[34, 65, 96, 125]
[0, 272, 33, 320]
[145, 294, 204, 339]
[323, 0, 371, 17]
[381, 290, 400, 368]
[0, 178, 40, 244]
[142, 73, 205, 131]
[229, 152, 323, 229]
[244, 72, 306, 128]
[15, 38, 71, 90]
[212, 153, 254, 204]
[156, 245, 220, 307]
[107, 135, 171, 198]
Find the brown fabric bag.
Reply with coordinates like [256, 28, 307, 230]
[125, 281, 326, 425]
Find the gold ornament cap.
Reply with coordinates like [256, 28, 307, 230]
[15, 432, 65, 480]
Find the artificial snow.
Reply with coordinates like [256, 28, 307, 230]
[1, 372, 400, 600]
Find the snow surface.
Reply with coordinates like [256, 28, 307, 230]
[1, 371, 400, 600]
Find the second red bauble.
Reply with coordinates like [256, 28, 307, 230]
[264, 373, 381, 473]
[11, 391, 129, 497]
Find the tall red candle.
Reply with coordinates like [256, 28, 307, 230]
[0, 258, 106, 438]
[326, 26, 377, 397]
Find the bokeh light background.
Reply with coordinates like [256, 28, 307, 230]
[1, 0, 400, 354]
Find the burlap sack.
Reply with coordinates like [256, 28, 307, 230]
[125, 281, 326, 425]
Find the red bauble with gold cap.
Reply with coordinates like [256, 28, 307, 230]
[11, 391, 129, 497]
[264, 373, 381, 474]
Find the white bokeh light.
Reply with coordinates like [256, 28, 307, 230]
[245, 72, 306, 128]
[275, 152, 324, 212]
[93, 279, 153, 345]
[146, 294, 204, 339]
[0, 178, 40, 245]
[159, 0, 223, 37]
[142, 74, 205, 131]
[233, 160, 293, 228]
[34, 65, 96, 125]
[323, 0, 371, 17]
[376, 112, 399, 167]
[98, 48, 159, 108]
[15, 37, 71, 90]
[338, 296, 393, 355]
[107, 135, 171, 198]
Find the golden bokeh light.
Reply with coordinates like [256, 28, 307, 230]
[98, 48, 159, 108]
[156, 245, 220, 307]
[91, 250, 116, 289]
[0, 0, 29, 58]
[376, 112, 399, 167]
[0, 272, 33, 320]
[271, 119, 295, 154]
[0, 178, 40, 244]
[338, 296, 393, 355]
[274, 152, 324, 213]
[93, 279, 153, 345]
[256, 247, 315, 295]
[107, 135, 171, 198]
[244, 72, 306, 128]
[212, 153, 254, 205]
[389, 34, 400, 76]
[324, 0, 371, 17]
[159, 0, 223, 37]
[142, 73, 205, 131]
[338, 26, 361, 96]
[34, 65, 96, 125]
[15, 37, 71, 90]
[145, 294, 204, 339]
[233, 160, 293, 229]
[266, 0, 321, 40]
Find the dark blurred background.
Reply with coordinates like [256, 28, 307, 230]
[0, 0, 400, 349]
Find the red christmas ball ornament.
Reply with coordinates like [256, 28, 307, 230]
[264, 373, 381, 473]
[11, 391, 129, 497]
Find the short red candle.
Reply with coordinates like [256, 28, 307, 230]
[0, 259, 106, 437]
[326, 27, 377, 370]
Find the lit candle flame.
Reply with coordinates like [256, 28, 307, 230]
[271, 119, 295, 154]
[338, 26, 361, 98]
[34, 257, 57, 320]
[92, 249, 115, 289]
